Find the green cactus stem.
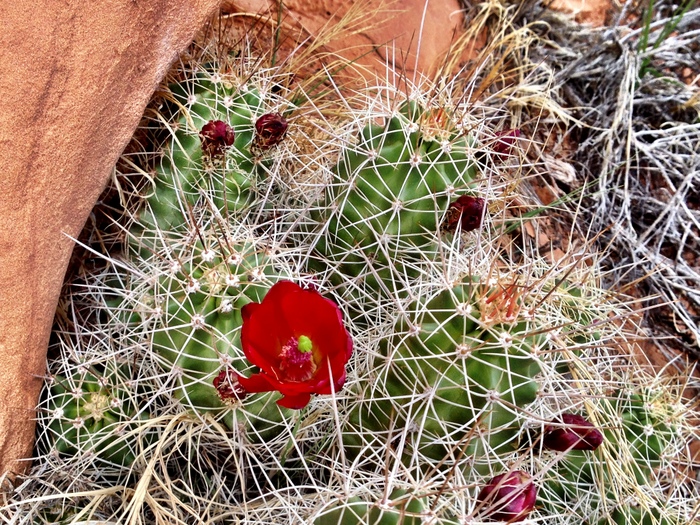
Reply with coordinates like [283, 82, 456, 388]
[313, 101, 479, 295]
[344, 279, 544, 473]
[314, 489, 431, 525]
[133, 75, 284, 255]
[43, 362, 149, 467]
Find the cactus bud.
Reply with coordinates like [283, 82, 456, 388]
[254, 112, 288, 149]
[493, 128, 521, 155]
[442, 195, 486, 233]
[213, 368, 248, 402]
[543, 413, 604, 451]
[477, 470, 537, 522]
[200, 120, 235, 157]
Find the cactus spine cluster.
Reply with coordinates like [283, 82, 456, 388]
[43, 360, 149, 467]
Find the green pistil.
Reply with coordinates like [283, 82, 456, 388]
[298, 335, 313, 353]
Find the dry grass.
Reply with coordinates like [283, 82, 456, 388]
[503, 0, 700, 363]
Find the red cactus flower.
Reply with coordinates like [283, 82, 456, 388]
[543, 413, 604, 451]
[493, 128, 521, 155]
[254, 112, 288, 150]
[200, 120, 235, 157]
[442, 195, 486, 233]
[477, 470, 537, 522]
[237, 281, 353, 409]
[213, 367, 247, 402]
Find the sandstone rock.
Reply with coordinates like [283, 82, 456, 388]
[223, 0, 467, 82]
[548, 0, 613, 26]
[0, 0, 221, 479]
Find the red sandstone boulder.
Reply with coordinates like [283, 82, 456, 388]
[0, 0, 221, 479]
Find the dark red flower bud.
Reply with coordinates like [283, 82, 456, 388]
[442, 195, 486, 233]
[543, 413, 604, 451]
[477, 470, 537, 522]
[493, 128, 521, 155]
[213, 368, 247, 402]
[254, 113, 288, 150]
[200, 120, 235, 157]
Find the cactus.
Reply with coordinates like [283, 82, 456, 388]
[343, 278, 544, 473]
[312, 101, 479, 297]
[543, 387, 678, 506]
[130, 234, 302, 441]
[602, 505, 676, 525]
[41, 361, 150, 467]
[110, 67, 305, 442]
[314, 489, 432, 525]
[536, 368, 694, 525]
[132, 71, 283, 255]
[148, 240, 273, 409]
[606, 389, 675, 483]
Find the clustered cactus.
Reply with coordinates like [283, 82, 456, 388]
[43, 360, 150, 468]
[343, 279, 544, 475]
[24, 41, 698, 525]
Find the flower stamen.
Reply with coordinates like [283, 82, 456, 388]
[279, 336, 316, 382]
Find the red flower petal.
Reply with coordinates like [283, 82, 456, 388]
[277, 290, 348, 382]
[276, 392, 312, 409]
[240, 285, 296, 376]
[238, 280, 353, 409]
[241, 301, 260, 322]
[237, 371, 280, 394]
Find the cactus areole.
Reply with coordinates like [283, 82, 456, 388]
[237, 281, 353, 409]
